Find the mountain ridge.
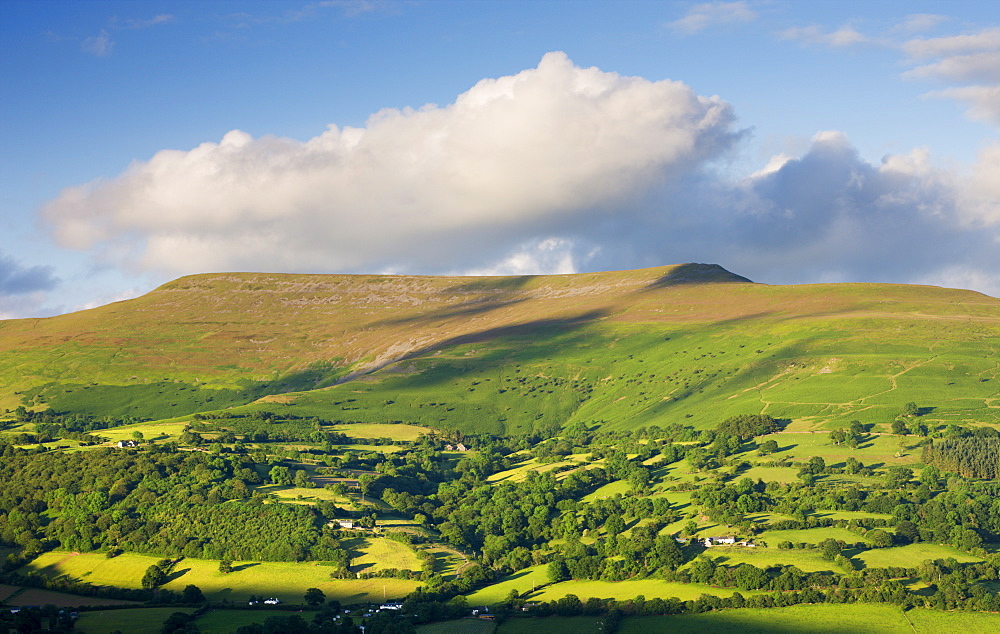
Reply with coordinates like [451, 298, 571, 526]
[1, 263, 998, 432]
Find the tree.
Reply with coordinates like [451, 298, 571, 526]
[547, 559, 568, 583]
[304, 587, 326, 606]
[269, 465, 291, 485]
[142, 564, 166, 589]
[218, 560, 233, 574]
[902, 402, 920, 417]
[182, 584, 205, 603]
[868, 529, 892, 548]
[757, 439, 779, 456]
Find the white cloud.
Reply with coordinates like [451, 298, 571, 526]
[463, 238, 581, 277]
[81, 30, 114, 56]
[779, 25, 869, 48]
[892, 14, 949, 35]
[925, 84, 1000, 126]
[900, 27, 1000, 126]
[35, 53, 1000, 301]
[42, 52, 739, 277]
[669, 1, 756, 34]
[904, 51, 1000, 83]
[903, 27, 1000, 58]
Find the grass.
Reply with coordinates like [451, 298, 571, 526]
[618, 603, 916, 633]
[330, 423, 431, 441]
[906, 608, 1000, 631]
[465, 565, 551, 605]
[3, 267, 998, 435]
[96, 420, 190, 443]
[743, 433, 921, 469]
[756, 527, 871, 546]
[704, 547, 839, 573]
[194, 609, 313, 634]
[20, 551, 420, 604]
[3, 587, 139, 608]
[855, 544, 984, 568]
[498, 616, 606, 633]
[347, 537, 422, 572]
[529, 579, 754, 602]
[75, 608, 194, 633]
[418, 619, 497, 634]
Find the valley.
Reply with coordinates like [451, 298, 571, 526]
[1, 264, 1000, 632]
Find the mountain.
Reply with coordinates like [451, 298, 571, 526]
[2, 263, 998, 434]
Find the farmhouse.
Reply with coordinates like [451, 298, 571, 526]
[703, 535, 737, 547]
[117, 440, 139, 448]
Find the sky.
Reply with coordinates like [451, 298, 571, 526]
[1, 0, 999, 318]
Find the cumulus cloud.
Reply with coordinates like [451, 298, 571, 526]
[37, 53, 1000, 298]
[668, 1, 757, 34]
[42, 52, 739, 276]
[524, 132, 1000, 296]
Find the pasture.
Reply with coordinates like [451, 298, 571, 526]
[529, 578, 753, 602]
[0, 585, 138, 608]
[346, 537, 422, 572]
[465, 565, 550, 605]
[330, 422, 430, 441]
[704, 546, 839, 573]
[745, 432, 921, 469]
[96, 420, 190, 443]
[75, 608, 194, 634]
[194, 609, 316, 634]
[20, 551, 421, 604]
[855, 544, 984, 568]
[618, 603, 917, 633]
[418, 619, 497, 634]
[756, 527, 871, 546]
[498, 616, 605, 633]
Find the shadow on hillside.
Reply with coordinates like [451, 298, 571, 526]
[232, 562, 259, 572]
[342, 309, 610, 388]
[166, 568, 190, 583]
[368, 296, 530, 328]
[368, 276, 536, 328]
[645, 263, 754, 289]
[444, 276, 535, 293]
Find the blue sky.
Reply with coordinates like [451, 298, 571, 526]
[1, 0, 998, 318]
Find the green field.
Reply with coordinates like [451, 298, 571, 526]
[743, 432, 921, 469]
[498, 616, 606, 633]
[419, 619, 497, 634]
[75, 608, 194, 634]
[855, 544, 985, 568]
[465, 565, 551, 605]
[530, 578, 753, 602]
[193, 609, 317, 634]
[20, 551, 420, 604]
[705, 547, 839, 573]
[331, 423, 431, 441]
[618, 603, 917, 633]
[756, 527, 871, 546]
[347, 537, 422, 572]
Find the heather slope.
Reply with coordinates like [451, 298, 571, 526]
[1, 263, 998, 432]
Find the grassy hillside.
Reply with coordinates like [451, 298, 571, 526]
[1, 263, 997, 433]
